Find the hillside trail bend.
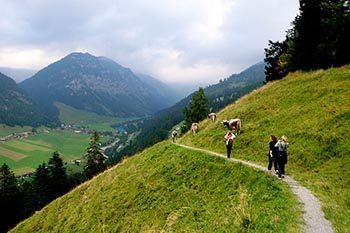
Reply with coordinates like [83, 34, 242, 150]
[175, 143, 333, 233]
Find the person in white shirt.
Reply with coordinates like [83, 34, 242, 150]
[224, 131, 236, 158]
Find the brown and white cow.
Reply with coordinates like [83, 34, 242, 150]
[222, 119, 242, 134]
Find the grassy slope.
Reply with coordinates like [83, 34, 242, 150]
[180, 66, 350, 232]
[55, 102, 138, 131]
[0, 131, 90, 174]
[12, 142, 302, 233]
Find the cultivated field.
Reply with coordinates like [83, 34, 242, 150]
[0, 124, 32, 137]
[0, 130, 90, 175]
[55, 102, 138, 131]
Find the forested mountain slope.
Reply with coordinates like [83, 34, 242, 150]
[0, 72, 52, 127]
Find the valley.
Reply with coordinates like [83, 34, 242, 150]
[0, 102, 141, 175]
[0, 129, 90, 175]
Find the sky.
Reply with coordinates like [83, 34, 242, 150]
[0, 0, 299, 85]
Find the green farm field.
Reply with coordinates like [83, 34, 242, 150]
[0, 124, 32, 137]
[55, 102, 139, 131]
[0, 130, 90, 174]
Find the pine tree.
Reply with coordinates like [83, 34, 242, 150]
[83, 132, 107, 179]
[183, 88, 209, 130]
[18, 178, 36, 219]
[33, 163, 51, 209]
[264, 0, 350, 82]
[48, 151, 68, 198]
[0, 163, 21, 233]
[264, 40, 289, 82]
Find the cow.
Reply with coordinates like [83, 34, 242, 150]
[222, 119, 242, 135]
[191, 122, 199, 135]
[208, 112, 217, 122]
[171, 129, 178, 143]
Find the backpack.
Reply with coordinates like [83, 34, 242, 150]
[280, 142, 287, 151]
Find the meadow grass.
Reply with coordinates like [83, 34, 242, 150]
[180, 66, 350, 232]
[0, 130, 90, 174]
[0, 124, 32, 137]
[11, 142, 302, 233]
[55, 102, 138, 131]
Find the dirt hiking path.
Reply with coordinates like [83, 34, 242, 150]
[176, 143, 333, 233]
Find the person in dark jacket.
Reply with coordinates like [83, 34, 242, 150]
[267, 135, 279, 173]
[275, 135, 289, 178]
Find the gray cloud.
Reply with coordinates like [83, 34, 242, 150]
[0, 0, 299, 84]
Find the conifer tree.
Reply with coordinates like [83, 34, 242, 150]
[0, 163, 21, 233]
[183, 88, 209, 130]
[264, 0, 350, 82]
[33, 163, 51, 209]
[18, 178, 35, 219]
[48, 151, 68, 198]
[83, 131, 107, 179]
[264, 40, 289, 82]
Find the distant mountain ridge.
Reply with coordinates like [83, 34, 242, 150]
[19, 52, 178, 118]
[0, 67, 37, 83]
[0, 72, 51, 127]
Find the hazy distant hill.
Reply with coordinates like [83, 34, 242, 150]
[0, 72, 52, 127]
[19, 52, 179, 118]
[0, 67, 36, 83]
[136, 73, 181, 104]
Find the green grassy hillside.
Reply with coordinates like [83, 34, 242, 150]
[180, 66, 350, 232]
[11, 142, 301, 232]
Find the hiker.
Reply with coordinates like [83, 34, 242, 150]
[171, 129, 178, 143]
[267, 135, 278, 174]
[275, 135, 289, 178]
[224, 131, 236, 159]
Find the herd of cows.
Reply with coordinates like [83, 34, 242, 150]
[190, 112, 242, 135]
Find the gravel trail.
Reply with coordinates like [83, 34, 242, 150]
[176, 143, 333, 233]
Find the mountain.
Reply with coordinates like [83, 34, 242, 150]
[162, 82, 200, 99]
[19, 52, 178, 118]
[136, 73, 181, 104]
[12, 65, 349, 232]
[13, 65, 350, 232]
[109, 61, 265, 161]
[0, 72, 52, 127]
[0, 67, 37, 83]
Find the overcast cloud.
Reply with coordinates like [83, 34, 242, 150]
[0, 0, 299, 85]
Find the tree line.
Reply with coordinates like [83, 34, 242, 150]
[265, 0, 350, 82]
[0, 132, 106, 233]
